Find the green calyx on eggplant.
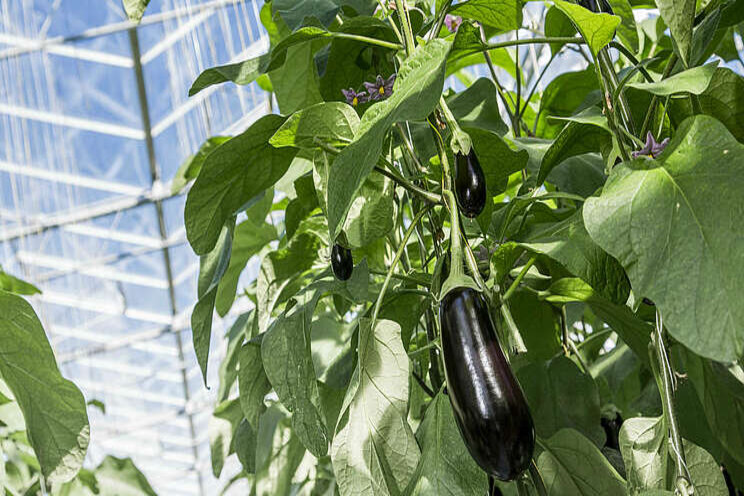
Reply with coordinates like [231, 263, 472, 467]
[454, 150, 486, 218]
[330, 243, 353, 281]
[439, 286, 535, 480]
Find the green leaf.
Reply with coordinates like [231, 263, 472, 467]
[546, 153, 607, 198]
[656, 0, 695, 66]
[271, 0, 377, 30]
[285, 174, 320, 240]
[0, 270, 40, 295]
[627, 62, 719, 96]
[270, 43, 324, 114]
[214, 198, 276, 316]
[234, 419, 257, 474]
[536, 68, 599, 138]
[0, 291, 89, 483]
[450, 0, 523, 33]
[537, 428, 627, 496]
[192, 220, 233, 384]
[254, 417, 306, 496]
[554, 0, 621, 57]
[521, 208, 630, 304]
[188, 53, 271, 97]
[238, 341, 271, 429]
[271, 102, 360, 149]
[619, 416, 667, 493]
[315, 151, 395, 248]
[261, 290, 329, 457]
[216, 312, 247, 403]
[607, 0, 638, 54]
[509, 289, 563, 361]
[410, 392, 488, 495]
[326, 39, 450, 239]
[185, 114, 296, 255]
[122, 0, 150, 23]
[209, 398, 243, 478]
[519, 357, 606, 446]
[447, 78, 508, 136]
[538, 108, 611, 187]
[684, 439, 730, 496]
[583, 115, 744, 361]
[681, 348, 744, 467]
[545, 6, 578, 56]
[256, 232, 321, 331]
[545, 278, 652, 364]
[171, 136, 230, 194]
[94, 456, 157, 496]
[697, 67, 744, 143]
[331, 318, 421, 495]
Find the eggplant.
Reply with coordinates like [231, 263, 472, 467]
[439, 287, 535, 480]
[601, 413, 623, 450]
[579, 0, 614, 14]
[331, 244, 353, 281]
[454, 151, 486, 218]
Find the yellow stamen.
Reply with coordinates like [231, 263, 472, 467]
[352, 96, 358, 106]
[379, 86, 385, 95]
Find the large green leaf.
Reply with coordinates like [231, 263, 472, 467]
[0, 270, 40, 295]
[518, 357, 606, 447]
[0, 291, 89, 483]
[188, 54, 271, 96]
[451, 0, 522, 32]
[521, 208, 630, 304]
[546, 153, 606, 198]
[627, 62, 718, 96]
[537, 428, 627, 496]
[554, 1, 621, 57]
[544, 6, 577, 56]
[209, 398, 243, 478]
[410, 392, 488, 495]
[270, 43, 324, 114]
[537, 108, 611, 187]
[238, 341, 271, 429]
[331, 318, 421, 496]
[607, 0, 638, 54]
[697, 67, 744, 143]
[326, 39, 450, 239]
[253, 417, 306, 496]
[192, 221, 233, 383]
[655, 0, 695, 66]
[272, 0, 376, 30]
[447, 78, 508, 136]
[682, 349, 744, 466]
[583, 115, 744, 361]
[509, 289, 563, 361]
[261, 290, 330, 457]
[684, 440, 730, 496]
[214, 196, 276, 316]
[271, 101, 360, 149]
[94, 456, 157, 496]
[171, 136, 230, 194]
[185, 114, 295, 255]
[536, 68, 599, 138]
[619, 416, 667, 493]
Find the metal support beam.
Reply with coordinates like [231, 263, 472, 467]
[128, 28, 205, 496]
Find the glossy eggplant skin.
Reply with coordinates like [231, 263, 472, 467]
[454, 151, 487, 218]
[439, 287, 535, 480]
[331, 244, 353, 281]
[579, 0, 614, 14]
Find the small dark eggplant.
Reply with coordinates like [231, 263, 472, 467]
[454, 151, 487, 218]
[579, 0, 614, 14]
[331, 243, 353, 281]
[439, 287, 535, 480]
[601, 413, 623, 450]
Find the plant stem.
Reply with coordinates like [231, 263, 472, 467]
[640, 54, 677, 138]
[425, 308, 444, 390]
[482, 36, 586, 52]
[374, 164, 442, 204]
[394, 0, 416, 56]
[651, 309, 692, 494]
[502, 256, 537, 303]
[412, 371, 436, 398]
[333, 32, 403, 51]
[371, 207, 429, 326]
[529, 460, 548, 496]
[609, 42, 655, 83]
[432, 123, 453, 191]
[519, 52, 556, 121]
[479, 24, 519, 125]
[368, 268, 430, 287]
[375, 0, 404, 45]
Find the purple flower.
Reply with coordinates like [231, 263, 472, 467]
[364, 74, 396, 101]
[444, 14, 462, 33]
[341, 88, 368, 107]
[632, 132, 670, 159]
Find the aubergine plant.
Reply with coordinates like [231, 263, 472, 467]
[173, 0, 744, 493]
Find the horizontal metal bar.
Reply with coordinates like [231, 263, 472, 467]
[0, 33, 133, 67]
[0, 160, 147, 195]
[0, 103, 145, 139]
